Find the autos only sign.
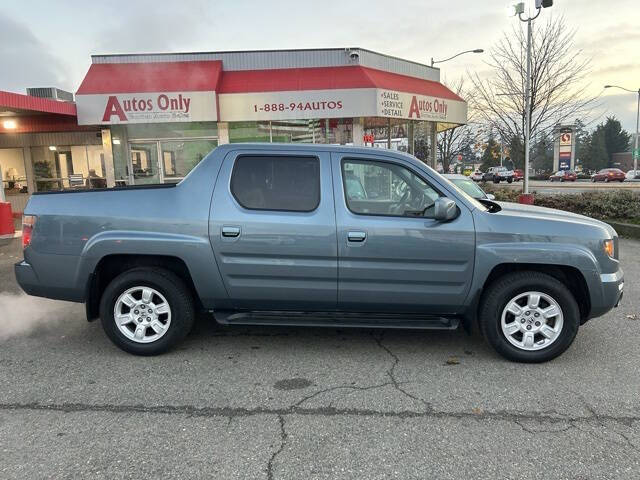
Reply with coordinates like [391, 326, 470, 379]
[376, 90, 467, 124]
[76, 91, 218, 125]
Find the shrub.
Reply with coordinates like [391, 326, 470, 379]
[481, 185, 640, 224]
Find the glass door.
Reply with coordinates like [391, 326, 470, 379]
[129, 142, 160, 185]
[160, 139, 218, 183]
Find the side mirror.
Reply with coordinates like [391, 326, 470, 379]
[434, 197, 458, 221]
[486, 193, 496, 200]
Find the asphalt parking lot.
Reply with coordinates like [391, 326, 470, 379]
[1, 235, 639, 479]
[497, 179, 640, 195]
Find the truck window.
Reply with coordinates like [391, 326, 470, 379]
[342, 159, 440, 217]
[231, 155, 320, 212]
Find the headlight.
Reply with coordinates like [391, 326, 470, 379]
[603, 239, 614, 258]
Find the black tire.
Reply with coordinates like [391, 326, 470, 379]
[99, 267, 195, 355]
[493, 177, 500, 184]
[507, 178, 513, 184]
[479, 271, 580, 363]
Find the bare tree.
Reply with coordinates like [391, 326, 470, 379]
[469, 15, 597, 148]
[438, 78, 479, 172]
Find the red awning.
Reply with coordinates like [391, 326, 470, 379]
[76, 61, 223, 94]
[0, 90, 77, 116]
[219, 65, 463, 101]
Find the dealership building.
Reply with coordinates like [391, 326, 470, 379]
[0, 47, 467, 212]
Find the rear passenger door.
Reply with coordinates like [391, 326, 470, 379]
[332, 152, 475, 314]
[209, 149, 337, 311]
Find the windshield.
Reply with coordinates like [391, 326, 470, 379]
[450, 178, 487, 200]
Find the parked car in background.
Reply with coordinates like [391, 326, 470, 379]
[471, 170, 484, 182]
[625, 170, 640, 182]
[549, 170, 577, 182]
[444, 174, 495, 200]
[513, 169, 524, 182]
[15, 144, 624, 363]
[592, 168, 625, 182]
[482, 166, 514, 183]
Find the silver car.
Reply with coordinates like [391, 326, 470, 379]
[444, 174, 496, 200]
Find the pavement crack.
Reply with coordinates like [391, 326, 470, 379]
[373, 334, 432, 411]
[294, 382, 392, 407]
[1, 402, 639, 429]
[514, 419, 575, 435]
[266, 414, 287, 480]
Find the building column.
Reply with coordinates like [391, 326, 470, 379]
[218, 122, 229, 145]
[352, 117, 364, 146]
[101, 129, 116, 188]
[430, 122, 438, 169]
[22, 147, 36, 193]
[408, 121, 415, 155]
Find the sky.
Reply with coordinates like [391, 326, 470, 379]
[0, 0, 638, 133]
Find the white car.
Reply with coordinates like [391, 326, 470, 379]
[484, 166, 514, 183]
[625, 170, 640, 182]
[471, 170, 483, 182]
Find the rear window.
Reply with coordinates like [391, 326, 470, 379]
[231, 155, 320, 212]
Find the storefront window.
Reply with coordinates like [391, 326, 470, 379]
[30, 144, 106, 191]
[363, 118, 409, 151]
[229, 119, 353, 145]
[0, 148, 27, 194]
[111, 122, 218, 185]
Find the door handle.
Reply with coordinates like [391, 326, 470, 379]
[222, 226, 241, 238]
[347, 231, 367, 242]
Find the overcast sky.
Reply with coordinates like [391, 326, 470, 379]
[1, 0, 638, 133]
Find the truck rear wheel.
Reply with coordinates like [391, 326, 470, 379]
[479, 271, 580, 363]
[99, 267, 195, 355]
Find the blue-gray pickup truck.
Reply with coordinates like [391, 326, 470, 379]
[15, 144, 624, 362]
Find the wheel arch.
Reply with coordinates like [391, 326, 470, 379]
[85, 254, 203, 321]
[476, 263, 591, 327]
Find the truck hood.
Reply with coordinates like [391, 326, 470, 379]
[495, 201, 616, 237]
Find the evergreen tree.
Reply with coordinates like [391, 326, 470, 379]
[507, 136, 525, 170]
[581, 128, 608, 171]
[602, 117, 631, 164]
[480, 135, 501, 171]
[532, 132, 553, 172]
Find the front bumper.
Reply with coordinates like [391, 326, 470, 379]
[591, 268, 624, 317]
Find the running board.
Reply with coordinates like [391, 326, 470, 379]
[213, 310, 460, 330]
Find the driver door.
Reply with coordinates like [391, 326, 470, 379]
[331, 153, 475, 314]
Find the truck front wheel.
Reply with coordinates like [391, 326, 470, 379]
[479, 271, 580, 362]
[99, 267, 195, 355]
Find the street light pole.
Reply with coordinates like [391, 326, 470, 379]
[430, 49, 483, 67]
[604, 85, 640, 174]
[518, 7, 542, 195]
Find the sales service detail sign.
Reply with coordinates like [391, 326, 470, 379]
[76, 91, 218, 125]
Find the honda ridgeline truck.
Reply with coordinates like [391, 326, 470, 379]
[15, 144, 624, 362]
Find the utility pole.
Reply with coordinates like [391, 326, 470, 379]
[510, 0, 553, 195]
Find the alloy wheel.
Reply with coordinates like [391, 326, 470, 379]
[113, 286, 172, 343]
[500, 291, 564, 351]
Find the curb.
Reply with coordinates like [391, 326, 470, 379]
[605, 221, 640, 240]
[0, 230, 21, 240]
